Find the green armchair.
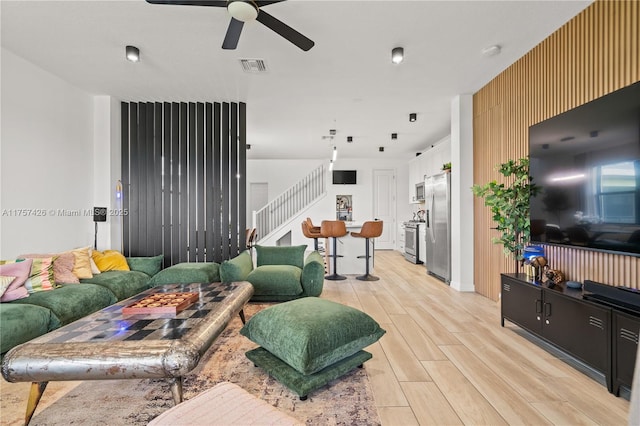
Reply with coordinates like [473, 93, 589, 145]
[219, 246, 324, 302]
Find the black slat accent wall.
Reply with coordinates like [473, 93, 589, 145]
[121, 101, 247, 265]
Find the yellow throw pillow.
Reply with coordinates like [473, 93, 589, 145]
[92, 250, 130, 272]
[66, 247, 94, 279]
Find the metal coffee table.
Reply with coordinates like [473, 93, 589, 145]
[1, 281, 254, 424]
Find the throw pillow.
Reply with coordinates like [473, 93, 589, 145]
[23, 257, 55, 293]
[0, 259, 33, 302]
[88, 249, 101, 275]
[219, 251, 253, 282]
[127, 255, 164, 277]
[92, 250, 130, 272]
[240, 297, 386, 375]
[18, 252, 79, 284]
[0, 276, 15, 298]
[65, 247, 94, 279]
[255, 245, 306, 269]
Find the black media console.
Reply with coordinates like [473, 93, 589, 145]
[501, 273, 640, 396]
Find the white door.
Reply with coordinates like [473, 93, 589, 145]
[373, 169, 396, 250]
[249, 182, 268, 226]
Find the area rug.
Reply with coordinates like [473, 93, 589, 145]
[29, 303, 380, 425]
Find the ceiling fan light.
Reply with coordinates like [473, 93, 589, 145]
[228, 1, 259, 22]
[391, 47, 404, 64]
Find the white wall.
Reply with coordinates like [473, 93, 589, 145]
[247, 157, 411, 250]
[1, 48, 95, 258]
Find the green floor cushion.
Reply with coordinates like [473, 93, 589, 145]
[0, 303, 61, 354]
[255, 245, 306, 269]
[247, 265, 303, 296]
[240, 297, 386, 375]
[81, 270, 151, 301]
[220, 251, 253, 282]
[148, 262, 220, 286]
[8, 283, 116, 325]
[246, 347, 372, 399]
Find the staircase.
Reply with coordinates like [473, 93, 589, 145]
[253, 164, 326, 242]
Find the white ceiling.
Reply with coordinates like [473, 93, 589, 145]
[1, 0, 592, 161]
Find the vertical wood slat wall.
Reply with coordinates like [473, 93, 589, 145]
[121, 101, 246, 265]
[473, 1, 640, 301]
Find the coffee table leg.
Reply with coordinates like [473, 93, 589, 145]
[239, 309, 246, 324]
[169, 377, 183, 405]
[25, 381, 48, 425]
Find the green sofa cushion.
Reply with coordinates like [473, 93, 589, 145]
[148, 262, 220, 286]
[255, 245, 306, 269]
[8, 283, 117, 325]
[219, 251, 253, 283]
[0, 303, 61, 354]
[247, 265, 303, 296]
[81, 270, 151, 301]
[126, 255, 164, 277]
[240, 297, 386, 375]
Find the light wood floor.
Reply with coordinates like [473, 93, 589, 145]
[323, 250, 630, 425]
[0, 250, 631, 425]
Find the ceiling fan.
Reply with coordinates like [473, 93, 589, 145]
[145, 0, 314, 51]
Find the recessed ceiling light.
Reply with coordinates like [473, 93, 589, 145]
[391, 133, 398, 140]
[379, 146, 385, 152]
[126, 45, 140, 62]
[246, 144, 252, 150]
[409, 113, 417, 122]
[347, 136, 353, 143]
[391, 47, 404, 64]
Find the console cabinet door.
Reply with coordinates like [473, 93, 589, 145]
[542, 290, 610, 372]
[501, 275, 542, 334]
[613, 311, 640, 394]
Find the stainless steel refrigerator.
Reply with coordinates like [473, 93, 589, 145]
[424, 172, 451, 283]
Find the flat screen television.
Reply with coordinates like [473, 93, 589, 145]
[529, 80, 640, 256]
[333, 170, 357, 185]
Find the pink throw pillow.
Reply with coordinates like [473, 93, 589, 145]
[19, 252, 79, 284]
[0, 259, 33, 302]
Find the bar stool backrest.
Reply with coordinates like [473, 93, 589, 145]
[321, 220, 348, 238]
[359, 221, 383, 239]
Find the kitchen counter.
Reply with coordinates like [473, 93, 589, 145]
[328, 221, 376, 275]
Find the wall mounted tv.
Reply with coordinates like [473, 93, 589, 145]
[333, 170, 357, 185]
[529, 80, 640, 256]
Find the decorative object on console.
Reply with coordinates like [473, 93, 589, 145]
[544, 267, 565, 285]
[566, 280, 582, 289]
[471, 157, 541, 273]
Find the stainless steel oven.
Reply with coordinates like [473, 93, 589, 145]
[404, 222, 422, 264]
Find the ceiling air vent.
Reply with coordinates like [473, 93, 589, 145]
[239, 59, 268, 73]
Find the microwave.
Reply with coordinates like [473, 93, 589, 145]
[415, 182, 425, 201]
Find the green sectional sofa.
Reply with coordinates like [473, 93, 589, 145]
[0, 256, 223, 356]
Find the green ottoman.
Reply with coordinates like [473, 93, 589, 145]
[148, 262, 220, 286]
[240, 297, 385, 400]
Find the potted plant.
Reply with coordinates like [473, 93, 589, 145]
[471, 157, 541, 273]
[442, 162, 451, 172]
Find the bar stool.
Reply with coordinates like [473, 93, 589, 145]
[301, 221, 323, 251]
[351, 220, 383, 281]
[321, 220, 348, 281]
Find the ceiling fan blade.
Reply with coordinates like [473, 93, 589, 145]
[255, 1, 287, 6]
[145, 0, 227, 7]
[255, 10, 314, 51]
[222, 18, 244, 50]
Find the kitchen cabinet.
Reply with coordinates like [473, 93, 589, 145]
[501, 274, 612, 392]
[418, 225, 426, 264]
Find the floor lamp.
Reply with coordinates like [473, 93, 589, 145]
[93, 207, 107, 250]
